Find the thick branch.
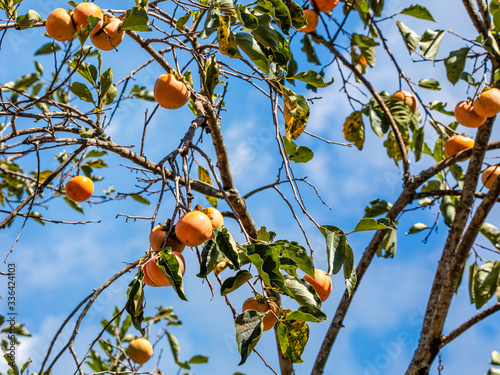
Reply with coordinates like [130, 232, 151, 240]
[405, 116, 494, 375]
[462, 0, 489, 39]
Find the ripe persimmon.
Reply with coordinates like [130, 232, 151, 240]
[473, 88, 500, 118]
[90, 17, 125, 51]
[444, 134, 475, 160]
[149, 225, 185, 253]
[304, 269, 332, 302]
[202, 207, 224, 230]
[391, 90, 417, 113]
[175, 210, 213, 246]
[73, 2, 103, 35]
[65, 176, 94, 202]
[144, 252, 185, 287]
[153, 74, 191, 109]
[242, 297, 278, 331]
[127, 337, 153, 364]
[299, 9, 319, 33]
[311, 0, 339, 13]
[46, 8, 77, 42]
[482, 165, 500, 189]
[454, 101, 486, 128]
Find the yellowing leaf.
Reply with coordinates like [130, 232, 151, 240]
[342, 111, 364, 150]
[217, 16, 242, 58]
[282, 85, 309, 140]
[198, 165, 217, 208]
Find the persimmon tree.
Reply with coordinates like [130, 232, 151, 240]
[1, 0, 500, 375]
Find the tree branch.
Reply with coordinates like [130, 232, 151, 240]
[441, 302, 500, 348]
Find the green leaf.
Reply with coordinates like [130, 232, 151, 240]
[4, 353, 19, 375]
[285, 306, 328, 322]
[284, 275, 321, 307]
[319, 225, 347, 275]
[368, 107, 386, 138]
[399, 5, 435, 22]
[472, 261, 500, 309]
[236, 5, 258, 30]
[406, 223, 428, 235]
[256, 226, 276, 242]
[352, 217, 397, 233]
[301, 34, 320, 65]
[234, 310, 264, 365]
[218, 16, 242, 58]
[197, 239, 224, 278]
[214, 228, 240, 269]
[198, 165, 217, 207]
[101, 84, 117, 107]
[286, 70, 333, 88]
[257, 0, 292, 35]
[429, 100, 454, 116]
[418, 78, 441, 90]
[282, 85, 309, 140]
[395, 21, 419, 55]
[100, 68, 113, 101]
[70, 81, 94, 103]
[166, 332, 181, 364]
[412, 126, 425, 162]
[289, 146, 314, 163]
[16, 10, 41, 30]
[376, 228, 397, 258]
[271, 240, 314, 278]
[157, 250, 188, 301]
[419, 29, 446, 60]
[129, 194, 150, 205]
[79, 126, 94, 139]
[130, 85, 155, 101]
[342, 111, 364, 150]
[490, 350, 500, 366]
[444, 47, 470, 85]
[287, 0, 307, 30]
[277, 311, 309, 363]
[440, 195, 456, 227]
[189, 355, 209, 364]
[20, 360, 32, 374]
[235, 32, 269, 74]
[364, 198, 393, 218]
[34, 42, 61, 56]
[480, 223, 500, 250]
[176, 13, 191, 30]
[125, 271, 145, 335]
[243, 243, 289, 294]
[204, 56, 220, 98]
[70, 61, 98, 86]
[120, 7, 151, 32]
[200, 5, 221, 39]
[63, 196, 84, 214]
[221, 270, 253, 295]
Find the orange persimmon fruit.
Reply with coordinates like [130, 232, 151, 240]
[299, 9, 319, 33]
[153, 74, 191, 109]
[242, 297, 278, 331]
[473, 88, 500, 118]
[46, 8, 77, 42]
[175, 210, 213, 247]
[73, 2, 103, 35]
[454, 101, 486, 128]
[444, 134, 475, 160]
[90, 16, 125, 51]
[65, 176, 94, 202]
[127, 337, 153, 364]
[304, 269, 332, 302]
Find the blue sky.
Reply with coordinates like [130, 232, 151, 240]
[1, 0, 500, 374]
